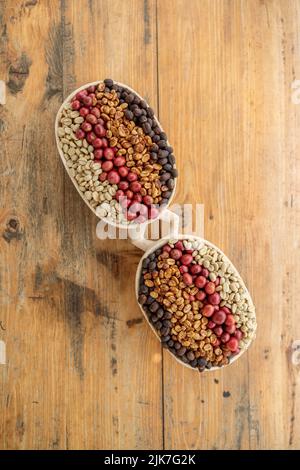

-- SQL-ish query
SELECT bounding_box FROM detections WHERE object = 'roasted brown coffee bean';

[150,301,160,312]
[158,140,167,149]
[151,143,159,152]
[125,93,134,103]
[198,358,207,367]
[104,78,114,87]
[157,308,164,319]
[177,347,187,357]
[160,173,171,182]
[162,335,170,342]
[161,326,170,336]
[124,109,134,120]
[187,351,195,361]
[164,164,172,171]
[138,294,147,305]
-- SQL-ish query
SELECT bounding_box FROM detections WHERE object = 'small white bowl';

[135,234,257,372]
[55,80,177,230]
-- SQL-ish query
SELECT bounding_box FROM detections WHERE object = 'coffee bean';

[156,321,162,330]
[177,347,186,357]
[138,294,147,305]
[104,78,113,87]
[197,358,207,367]
[152,135,160,143]
[140,100,147,109]
[167,179,175,189]
[150,152,158,160]
[163,163,172,171]
[147,107,155,117]
[149,144,158,153]
[133,95,140,104]
[160,173,171,182]
[160,132,167,140]
[125,93,135,104]
[168,339,174,347]
[161,335,170,342]
[149,261,156,271]
[162,190,172,199]
[157,308,164,319]
[190,359,198,368]
[158,149,169,158]
[146,296,155,305]
[155,249,161,256]
[158,158,168,165]
[163,311,172,319]
[151,314,158,322]
[154,127,161,134]
[163,319,172,327]
[142,258,150,268]
[134,108,142,117]
[150,301,160,313]
[174,342,181,350]
[168,154,175,164]
[149,253,155,261]
[166,146,173,153]
[139,285,148,295]
[149,130,155,138]
[142,122,151,134]
[187,351,195,361]
[158,140,167,149]
[139,115,147,124]
[171,168,178,177]
[124,109,134,120]
[160,326,170,336]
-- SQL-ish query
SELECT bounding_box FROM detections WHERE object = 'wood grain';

[0,0,299,450]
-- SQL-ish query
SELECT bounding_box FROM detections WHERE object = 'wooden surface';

[0,0,299,450]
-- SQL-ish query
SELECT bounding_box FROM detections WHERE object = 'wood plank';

[158,0,300,449]
[0,0,163,450]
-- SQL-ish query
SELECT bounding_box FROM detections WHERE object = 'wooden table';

[0,0,299,450]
